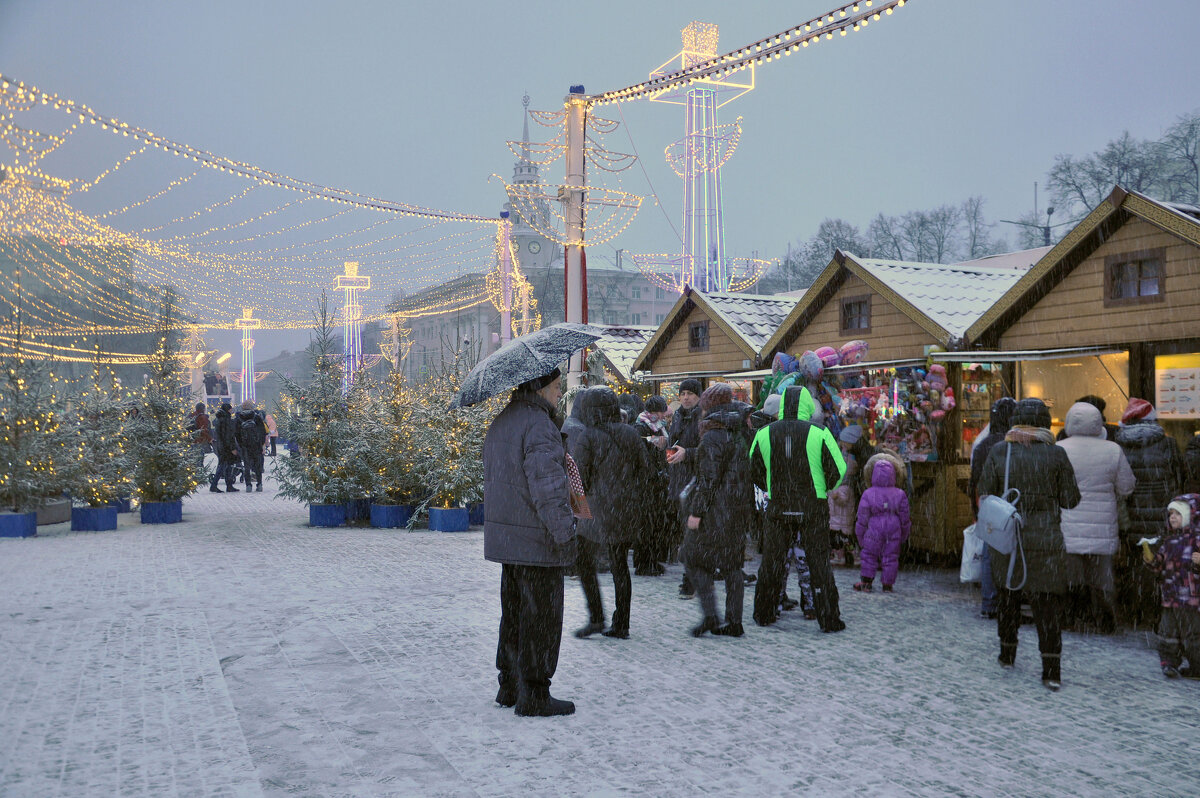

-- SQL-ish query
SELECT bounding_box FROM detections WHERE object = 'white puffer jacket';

[1055,402,1136,555]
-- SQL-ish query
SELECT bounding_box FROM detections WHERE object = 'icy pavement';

[2,470,1198,797]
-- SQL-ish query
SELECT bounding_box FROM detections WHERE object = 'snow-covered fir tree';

[0,321,69,513]
[363,370,425,506]
[127,303,203,503]
[64,349,131,507]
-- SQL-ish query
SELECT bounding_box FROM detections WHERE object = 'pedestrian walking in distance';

[1142,494,1200,679]
[853,453,911,592]
[484,368,578,717]
[235,401,269,492]
[209,402,240,493]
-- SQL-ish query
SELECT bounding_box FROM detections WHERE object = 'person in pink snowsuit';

[853,458,911,592]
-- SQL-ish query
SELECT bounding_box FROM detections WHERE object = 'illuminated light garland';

[589,0,907,107]
[96,169,200,219]
[663,117,743,178]
[67,144,148,195]
[136,183,261,235]
[628,252,773,294]
[499,176,643,248]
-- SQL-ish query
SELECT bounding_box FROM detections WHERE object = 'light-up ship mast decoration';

[632,22,768,294]
[232,308,266,404]
[336,260,369,392]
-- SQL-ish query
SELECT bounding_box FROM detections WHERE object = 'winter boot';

[209,485,223,493]
[691,615,720,637]
[574,621,605,639]
[255,483,263,492]
[495,680,518,707]
[712,622,744,637]
[1161,662,1182,679]
[882,584,894,593]
[820,617,846,633]
[601,626,629,639]
[514,685,575,717]
[998,643,1017,669]
[853,579,873,592]
[225,485,240,493]
[1041,656,1061,691]
[780,596,800,611]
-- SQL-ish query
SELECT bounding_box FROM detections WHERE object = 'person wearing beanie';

[979,397,1081,691]
[1114,397,1188,629]
[666,378,704,598]
[1057,401,1136,633]
[632,395,672,575]
[209,401,241,493]
[680,383,755,637]
[969,397,1017,617]
[485,366,577,717]
[1142,494,1200,678]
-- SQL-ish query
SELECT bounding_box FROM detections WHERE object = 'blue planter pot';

[140,500,183,525]
[467,502,485,526]
[345,498,371,522]
[309,503,347,527]
[370,503,415,529]
[0,511,38,538]
[109,497,132,514]
[429,507,469,532]
[71,505,119,532]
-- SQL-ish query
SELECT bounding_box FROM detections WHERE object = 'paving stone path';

[2,468,1198,796]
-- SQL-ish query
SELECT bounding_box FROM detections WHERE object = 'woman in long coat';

[979,398,1080,691]
[683,383,754,637]
[1056,401,1135,632]
[570,387,651,639]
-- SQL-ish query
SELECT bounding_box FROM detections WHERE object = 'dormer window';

[1105,249,1165,307]
[840,295,871,333]
[688,320,710,352]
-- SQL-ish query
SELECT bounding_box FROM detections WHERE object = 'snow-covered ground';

[2,466,1197,797]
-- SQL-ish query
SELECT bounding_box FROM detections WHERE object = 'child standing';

[853,455,911,592]
[828,458,857,567]
[1143,494,1200,678]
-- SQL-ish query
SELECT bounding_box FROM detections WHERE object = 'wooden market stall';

[631,287,798,402]
[961,186,1200,456]
[759,248,1046,554]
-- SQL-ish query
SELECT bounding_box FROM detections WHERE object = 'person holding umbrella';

[458,323,603,718]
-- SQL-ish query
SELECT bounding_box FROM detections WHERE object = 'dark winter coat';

[483,391,576,567]
[213,407,238,458]
[682,403,754,572]
[980,429,1081,594]
[561,389,592,453]
[571,389,652,545]
[855,459,911,548]
[1184,435,1200,495]
[1146,494,1200,610]
[748,386,846,517]
[666,403,702,500]
[969,397,1016,515]
[235,409,268,450]
[1114,422,1187,542]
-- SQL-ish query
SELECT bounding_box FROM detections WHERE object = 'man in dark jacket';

[1114,398,1187,628]
[484,367,577,717]
[969,397,1017,618]
[666,378,703,597]
[749,385,848,632]
[234,401,269,492]
[209,402,240,493]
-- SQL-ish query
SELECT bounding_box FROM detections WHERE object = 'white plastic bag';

[960,523,984,583]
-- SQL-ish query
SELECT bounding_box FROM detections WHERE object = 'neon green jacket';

[749,386,846,508]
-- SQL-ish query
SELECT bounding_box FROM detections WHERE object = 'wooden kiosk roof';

[965,187,1200,348]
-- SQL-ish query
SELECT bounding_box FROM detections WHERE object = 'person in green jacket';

[750,385,848,632]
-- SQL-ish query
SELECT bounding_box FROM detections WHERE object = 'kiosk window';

[688,320,710,352]
[840,295,871,333]
[1105,249,1165,306]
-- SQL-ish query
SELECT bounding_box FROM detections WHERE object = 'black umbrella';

[449,322,604,409]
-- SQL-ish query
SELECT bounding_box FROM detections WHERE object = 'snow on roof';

[852,254,1041,338]
[593,325,657,380]
[702,292,800,352]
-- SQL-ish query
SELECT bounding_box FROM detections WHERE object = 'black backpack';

[238,414,265,448]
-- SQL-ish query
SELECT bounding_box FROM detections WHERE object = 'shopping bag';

[564,453,591,520]
[960,523,984,583]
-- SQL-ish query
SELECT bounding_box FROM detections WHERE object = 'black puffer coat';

[571,389,652,545]
[980,430,1081,594]
[1114,422,1186,541]
[682,403,754,572]
[666,403,702,500]
[213,407,238,458]
[483,391,575,566]
[1184,434,1200,495]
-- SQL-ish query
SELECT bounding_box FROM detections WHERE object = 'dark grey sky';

[2,0,1197,357]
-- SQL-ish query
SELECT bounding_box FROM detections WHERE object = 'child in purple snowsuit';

[853,458,910,592]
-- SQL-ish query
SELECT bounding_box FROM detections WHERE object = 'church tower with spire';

[502,94,557,277]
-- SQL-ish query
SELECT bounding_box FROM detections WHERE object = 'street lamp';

[1000,206,1055,247]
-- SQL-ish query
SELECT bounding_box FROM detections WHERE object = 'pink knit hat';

[1120,397,1156,424]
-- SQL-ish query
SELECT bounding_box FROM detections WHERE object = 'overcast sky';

[2,0,1197,356]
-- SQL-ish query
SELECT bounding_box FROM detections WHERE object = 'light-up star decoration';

[633,21,770,294]
[229,308,268,404]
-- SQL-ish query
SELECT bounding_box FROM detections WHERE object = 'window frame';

[839,294,872,334]
[688,320,710,353]
[1104,248,1166,308]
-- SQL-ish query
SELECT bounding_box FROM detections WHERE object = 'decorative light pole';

[498,211,515,345]
[336,260,370,392]
[562,85,588,386]
[234,308,262,404]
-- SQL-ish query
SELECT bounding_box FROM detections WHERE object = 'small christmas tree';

[363,370,425,506]
[0,320,69,513]
[63,346,131,507]
[274,294,368,506]
[127,301,203,504]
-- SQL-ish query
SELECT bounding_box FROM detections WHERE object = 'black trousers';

[754,513,794,623]
[997,588,1062,675]
[241,447,265,486]
[210,452,239,488]
[765,510,841,630]
[577,537,633,631]
[496,564,565,691]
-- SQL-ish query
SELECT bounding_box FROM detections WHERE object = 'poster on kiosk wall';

[1154,353,1200,419]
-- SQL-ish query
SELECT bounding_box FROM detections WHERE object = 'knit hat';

[1121,397,1156,424]
[1167,499,1191,530]
[839,424,864,445]
[1011,397,1051,429]
[220,402,233,411]
[518,367,561,393]
[699,382,734,414]
[761,393,781,418]
[679,378,702,397]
